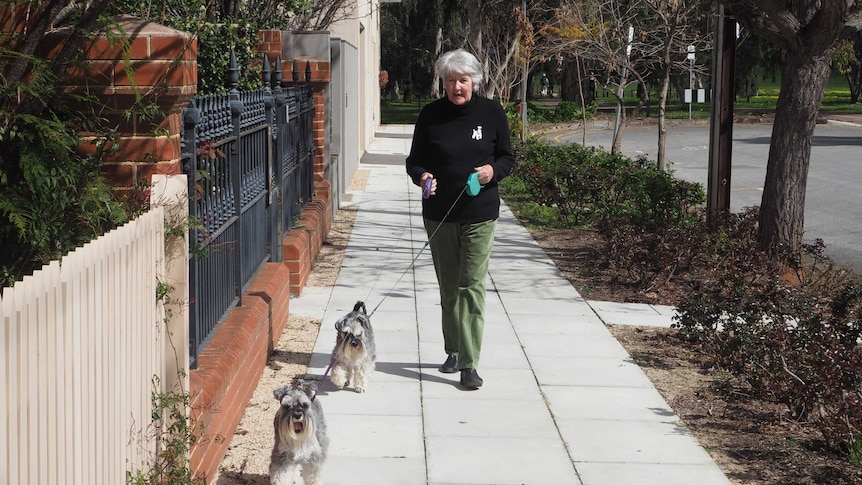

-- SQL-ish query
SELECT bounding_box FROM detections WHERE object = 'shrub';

[674,210,862,461]
[553,100,596,122]
[509,139,704,229]
[598,217,706,292]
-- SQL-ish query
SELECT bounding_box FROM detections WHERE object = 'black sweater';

[406,94,514,223]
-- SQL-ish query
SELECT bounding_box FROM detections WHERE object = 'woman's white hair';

[436,49,483,90]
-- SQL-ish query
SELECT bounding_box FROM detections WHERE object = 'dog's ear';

[334,315,345,331]
[273,385,290,401]
[298,379,318,399]
[353,301,366,314]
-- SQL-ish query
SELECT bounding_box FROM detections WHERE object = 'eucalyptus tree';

[718,0,862,257]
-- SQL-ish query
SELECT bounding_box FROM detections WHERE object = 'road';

[549,120,862,275]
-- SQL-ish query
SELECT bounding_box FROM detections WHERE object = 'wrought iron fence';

[181,51,315,368]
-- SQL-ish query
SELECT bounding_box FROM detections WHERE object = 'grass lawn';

[593,69,862,115]
[380,70,861,125]
[380,98,432,124]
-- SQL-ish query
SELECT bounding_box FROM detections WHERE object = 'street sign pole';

[687,45,695,121]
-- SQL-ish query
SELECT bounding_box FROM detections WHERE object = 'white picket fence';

[1,207,170,485]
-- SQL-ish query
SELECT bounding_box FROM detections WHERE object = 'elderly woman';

[405,48,514,390]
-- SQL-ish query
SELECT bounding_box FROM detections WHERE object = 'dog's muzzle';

[286,406,307,433]
[292,416,305,433]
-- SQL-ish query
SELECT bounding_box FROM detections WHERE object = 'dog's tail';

[353,301,366,314]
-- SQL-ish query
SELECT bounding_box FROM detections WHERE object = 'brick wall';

[43,15,197,197]
[189,263,291,480]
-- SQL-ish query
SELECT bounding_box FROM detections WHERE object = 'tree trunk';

[656,29,675,171]
[611,81,627,154]
[430,28,443,99]
[560,60,591,103]
[849,70,861,104]
[851,36,862,104]
[757,53,831,257]
[467,0,482,54]
[656,66,670,171]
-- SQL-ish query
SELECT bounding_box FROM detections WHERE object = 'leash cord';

[366,181,469,317]
[311,357,336,402]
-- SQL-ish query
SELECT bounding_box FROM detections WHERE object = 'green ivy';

[115,0,307,94]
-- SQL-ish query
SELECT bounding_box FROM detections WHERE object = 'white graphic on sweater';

[472,126,483,140]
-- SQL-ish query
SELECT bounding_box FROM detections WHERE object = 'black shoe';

[439,354,458,374]
[460,369,483,389]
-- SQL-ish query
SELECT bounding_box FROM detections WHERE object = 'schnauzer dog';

[269,381,328,485]
[329,301,377,393]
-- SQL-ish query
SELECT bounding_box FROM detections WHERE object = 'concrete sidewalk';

[286,125,728,485]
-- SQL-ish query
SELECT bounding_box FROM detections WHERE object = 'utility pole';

[520,0,527,141]
[707,5,736,225]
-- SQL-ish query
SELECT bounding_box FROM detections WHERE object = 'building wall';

[329,0,382,154]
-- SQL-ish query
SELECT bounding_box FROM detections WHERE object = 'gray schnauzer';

[329,301,377,393]
[269,380,328,485]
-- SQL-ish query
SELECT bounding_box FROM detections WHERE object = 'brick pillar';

[257,30,332,198]
[257,30,334,294]
[277,56,330,183]
[41,15,197,196]
[257,29,284,61]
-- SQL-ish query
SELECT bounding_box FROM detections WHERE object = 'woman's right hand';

[421,173,437,197]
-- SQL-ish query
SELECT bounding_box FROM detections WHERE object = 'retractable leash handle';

[422,177,432,199]
[466,171,485,196]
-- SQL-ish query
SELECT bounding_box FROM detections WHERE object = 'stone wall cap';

[111,14,191,37]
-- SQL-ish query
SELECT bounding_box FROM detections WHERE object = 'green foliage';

[506,110,524,142]
[0,51,129,287]
[834,39,859,77]
[508,138,703,228]
[674,210,862,462]
[116,0,277,94]
[507,136,862,464]
[125,376,207,485]
[553,100,596,122]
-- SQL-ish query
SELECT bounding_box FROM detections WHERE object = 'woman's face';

[444,72,474,105]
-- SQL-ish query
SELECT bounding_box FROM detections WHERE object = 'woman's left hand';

[474,164,494,185]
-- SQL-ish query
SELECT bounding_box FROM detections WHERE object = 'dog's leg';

[301,463,323,485]
[329,364,348,389]
[353,367,367,393]
[270,462,299,485]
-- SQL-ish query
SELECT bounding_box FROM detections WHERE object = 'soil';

[214,169,862,485]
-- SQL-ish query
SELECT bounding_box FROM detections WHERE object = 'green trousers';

[424,218,496,370]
